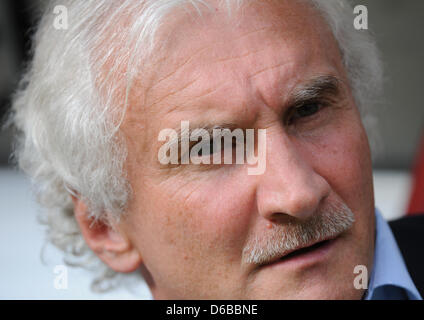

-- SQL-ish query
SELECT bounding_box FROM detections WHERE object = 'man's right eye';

[287,102,325,125]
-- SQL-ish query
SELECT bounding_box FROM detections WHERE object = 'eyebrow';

[288,75,343,107]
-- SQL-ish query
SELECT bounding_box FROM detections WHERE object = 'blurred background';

[0,0,423,299]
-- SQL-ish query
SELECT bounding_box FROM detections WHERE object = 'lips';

[280,239,330,260]
[261,236,337,267]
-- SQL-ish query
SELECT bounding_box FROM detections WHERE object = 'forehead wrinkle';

[148,25,269,81]
[147,45,291,118]
[155,23,275,71]
[156,43,283,109]
[147,76,200,109]
[247,60,294,82]
[144,20,280,105]
[146,23,274,90]
[145,45,212,97]
[213,47,266,64]
[181,78,234,105]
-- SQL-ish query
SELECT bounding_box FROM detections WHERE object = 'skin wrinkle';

[151,23,275,72]
[144,46,210,97]
[183,57,293,107]
[143,20,285,109]
[151,39,280,105]
[147,58,274,130]
[213,45,273,64]
[184,78,234,102]
[145,24,274,99]
[148,77,200,108]
[247,60,294,82]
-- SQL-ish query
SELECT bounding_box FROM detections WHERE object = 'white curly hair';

[8,0,383,292]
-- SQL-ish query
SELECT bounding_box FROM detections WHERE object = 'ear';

[72,195,142,273]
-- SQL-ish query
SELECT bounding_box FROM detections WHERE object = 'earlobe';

[72,195,142,273]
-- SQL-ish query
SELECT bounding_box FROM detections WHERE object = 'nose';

[256,130,331,222]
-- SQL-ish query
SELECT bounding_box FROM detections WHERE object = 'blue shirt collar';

[365,208,422,300]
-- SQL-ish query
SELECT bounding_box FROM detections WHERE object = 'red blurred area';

[408,134,424,215]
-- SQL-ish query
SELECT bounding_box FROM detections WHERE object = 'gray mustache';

[242,200,355,265]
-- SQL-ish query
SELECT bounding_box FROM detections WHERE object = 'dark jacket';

[389,214,424,298]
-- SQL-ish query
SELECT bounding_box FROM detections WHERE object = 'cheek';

[306,117,375,255]
[156,173,255,252]
[305,118,374,214]
[302,118,375,278]
[127,170,256,288]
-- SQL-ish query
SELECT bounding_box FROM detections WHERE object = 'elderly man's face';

[119,0,375,299]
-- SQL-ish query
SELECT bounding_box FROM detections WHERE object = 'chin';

[246,271,365,300]
[262,286,363,300]
[297,286,364,300]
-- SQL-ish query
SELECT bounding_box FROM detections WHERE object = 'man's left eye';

[289,102,322,124]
